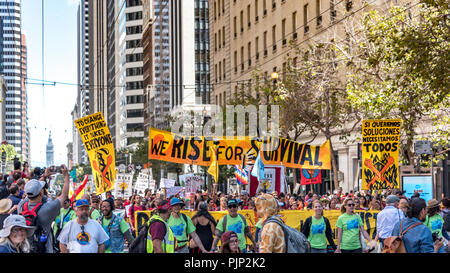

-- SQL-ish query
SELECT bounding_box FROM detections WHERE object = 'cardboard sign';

[149,128,331,170]
[114,173,133,198]
[362,119,401,190]
[185,175,203,193]
[179,173,195,187]
[249,165,285,196]
[75,112,116,195]
[160,178,176,188]
[165,186,184,199]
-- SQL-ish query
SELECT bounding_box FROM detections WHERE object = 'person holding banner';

[146,200,175,253]
[301,200,336,253]
[335,198,376,253]
[167,198,209,253]
[211,199,257,253]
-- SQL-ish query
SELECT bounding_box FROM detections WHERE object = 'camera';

[432,232,441,242]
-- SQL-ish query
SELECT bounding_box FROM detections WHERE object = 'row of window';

[126,25,142,35]
[126,67,143,76]
[126,81,143,90]
[126,0,142,8]
[126,11,142,21]
[126,94,143,104]
[126,53,143,62]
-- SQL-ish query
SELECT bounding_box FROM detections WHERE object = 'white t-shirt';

[58,218,109,253]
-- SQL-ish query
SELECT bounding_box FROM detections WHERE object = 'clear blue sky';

[22,0,78,167]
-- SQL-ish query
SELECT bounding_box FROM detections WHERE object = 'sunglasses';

[228,205,238,208]
[347,203,355,207]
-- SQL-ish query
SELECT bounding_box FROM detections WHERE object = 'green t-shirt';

[54,208,75,236]
[217,214,248,251]
[336,213,363,250]
[308,216,327,250]
[167,213,196,247]
[90,208,101,221]
[256,219,262,229]
[425,214,444,237]
[101,216,130,253]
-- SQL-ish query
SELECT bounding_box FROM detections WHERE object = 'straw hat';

[0,199,12,214]
[427,199,440,209]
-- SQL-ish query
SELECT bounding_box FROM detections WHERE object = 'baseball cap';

[227,199,238,207]
[75,199,90,208]
[170,197,185,207]
[24,179,46,198]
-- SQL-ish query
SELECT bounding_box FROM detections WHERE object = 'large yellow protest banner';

[362,119,402,190]
[75,112,116,195]
[149,128,331,170]
[134,210,379,244]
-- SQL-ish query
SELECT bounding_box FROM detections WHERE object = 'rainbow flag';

[235,165,249,185]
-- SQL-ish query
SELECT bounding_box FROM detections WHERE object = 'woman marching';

[335,198,376,253]
[301,200,336,253]
[190,202,217,253]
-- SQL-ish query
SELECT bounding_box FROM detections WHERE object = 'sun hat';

[170,197,185,207]
[427,199,440,209]
[24,179,46,198]
[0,198,13,214]
[0,214,35,238]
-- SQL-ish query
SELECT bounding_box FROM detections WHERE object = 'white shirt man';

[376,195,405,244]
[58,199,109,253]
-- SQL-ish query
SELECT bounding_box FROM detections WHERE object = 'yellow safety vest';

[146,214,175,253]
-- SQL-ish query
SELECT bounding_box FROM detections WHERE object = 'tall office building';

[116,0,145,149]
[88,0,108,117]
[0,0,28,160]
[75,0,91,164]
[143,0,211,132]
[20,34,29,162]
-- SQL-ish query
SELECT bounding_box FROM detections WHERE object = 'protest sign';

[179,173,195,187]
[300,169,322,185]
[185,175,203,193]
[362,119,401,190]
[249,165,285,196]
[114,173,133,198]
[160,178,176,188]
[134,172,150,195]
[165,186,184,199]
[75,112,116,195]
[149,128,331,170]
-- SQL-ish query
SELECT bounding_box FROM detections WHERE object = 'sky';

[22,0,79,167]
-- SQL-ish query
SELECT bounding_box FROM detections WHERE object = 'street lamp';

[271,72,279,80]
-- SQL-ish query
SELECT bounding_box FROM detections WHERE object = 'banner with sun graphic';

[75,112,116,195]
[362,119,402,190]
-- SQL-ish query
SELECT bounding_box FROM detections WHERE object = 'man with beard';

[57,199,109,253]
[99,198,134,253]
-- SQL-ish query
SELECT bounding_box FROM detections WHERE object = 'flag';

[235,165,249,185]
[251,149,265,181]
[207,146,219,184]
[70,175,89,203]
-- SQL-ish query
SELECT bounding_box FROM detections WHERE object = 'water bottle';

[39,233,48,243]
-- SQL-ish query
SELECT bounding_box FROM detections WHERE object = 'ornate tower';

[46,131,54,167]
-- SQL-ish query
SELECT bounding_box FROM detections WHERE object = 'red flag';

[71,175,89,203]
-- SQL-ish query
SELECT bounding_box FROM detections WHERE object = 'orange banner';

[149,128,331,170]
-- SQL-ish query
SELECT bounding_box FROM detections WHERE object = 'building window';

[304,4,309,33]
[316,0,322,26]
[255,0,259,21]
[292,11,298,39]
[247,5,251,28]
[282,18,286,46]
[240,10,244,33]
[272,25,277,52]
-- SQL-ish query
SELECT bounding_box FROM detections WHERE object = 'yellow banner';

[75,112,116,195]
[149,128,331,169]
[362,119,401,190]
[134,210,379,244]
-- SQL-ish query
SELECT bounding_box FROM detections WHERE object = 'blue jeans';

[311,248,327,253]
[341,248,362,253]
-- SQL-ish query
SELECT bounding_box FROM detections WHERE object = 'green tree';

[346,1,450,165]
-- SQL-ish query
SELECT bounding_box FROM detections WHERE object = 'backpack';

[222,214,249,234]
[21,201,47,253]
[443,211,450,232]
[129,218,167,253]
[261,216,310,253]
[382,220,422,253]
